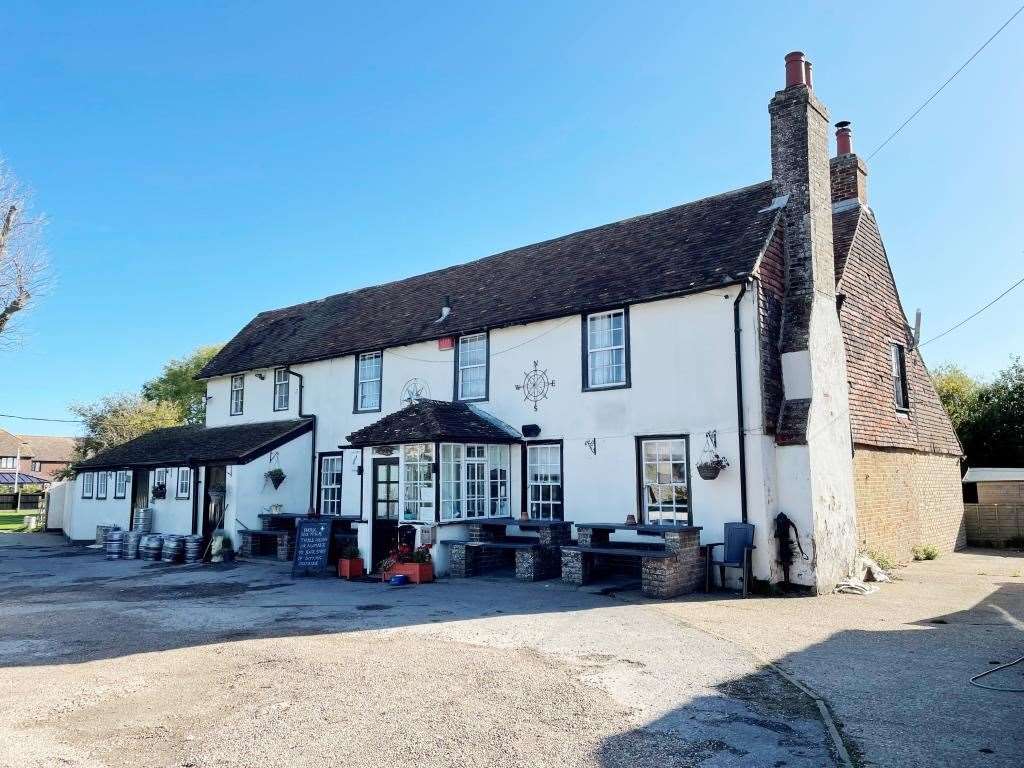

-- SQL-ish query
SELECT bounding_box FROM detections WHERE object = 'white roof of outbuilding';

[962,467,1024,483]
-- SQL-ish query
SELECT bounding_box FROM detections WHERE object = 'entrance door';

[371,457,400,571]
[130,469,150,529]
[204,466,227,540]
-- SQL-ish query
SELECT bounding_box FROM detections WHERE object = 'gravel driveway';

[0,534,836,768]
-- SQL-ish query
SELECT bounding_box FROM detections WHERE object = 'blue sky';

[2,1,1022,437]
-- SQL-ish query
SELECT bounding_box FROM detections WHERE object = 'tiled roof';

[346,400,521,447]
[74,419,313,471]
[199,182,780,378]
[19,435,77,462]
[834,207,961,456]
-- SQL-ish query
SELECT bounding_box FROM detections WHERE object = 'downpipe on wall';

[733,280,750,524]
[286,367,318,514]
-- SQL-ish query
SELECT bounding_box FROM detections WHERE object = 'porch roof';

[73,418,313,472]
[345,400,521,448]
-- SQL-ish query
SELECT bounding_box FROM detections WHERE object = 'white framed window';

[890,343,909,411]
[0,456,14,469]
[81,472,94,498]
[584,309,628,389]
[456,333,487,401]
[155,468,167,489]
[230,374,245,415]
[439,443,511,521]
[356,352,382,412]
[640,437,689,525]
[177,467,191,499]
[31,461,42,472]
[401,443,434,522]
[273,368,290,411]
[114,470,128,499]
[526,443,562,520]
[319,455,344,516]
[487,445,510,518]
[96,471,108,500]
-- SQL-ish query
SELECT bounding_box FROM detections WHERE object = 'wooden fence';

[0,493,44,511]
[963,503,1024,546]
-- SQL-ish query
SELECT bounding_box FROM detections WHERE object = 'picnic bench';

[447,517,572,581]
[561,522,703,599]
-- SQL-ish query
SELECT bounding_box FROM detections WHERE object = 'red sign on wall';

[437,336,455,350]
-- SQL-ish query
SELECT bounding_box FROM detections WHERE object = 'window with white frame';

[96,471,108,499]
[114,470,128,499]
[0,456,14,469]
[155,468,167,488]
[439,443,511,521]
[457,333,487,401]
[31,461,42,472]
[273,368,290,411]
[890,343,909,410]
[177,467,191,499]
[640,437,689,525]
[585,309,627,388]
[401,443,434,522]
[320,455,344,516]
[356,352,382,412]
[230,374,245,415]
[81,472,94,498]
[526,443,562,519]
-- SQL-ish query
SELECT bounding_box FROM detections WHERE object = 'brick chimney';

[767,52,858,592]
[829,121,868,205]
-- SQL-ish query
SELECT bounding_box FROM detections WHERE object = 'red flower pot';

[382,561,433,584]
[338,557,364,579]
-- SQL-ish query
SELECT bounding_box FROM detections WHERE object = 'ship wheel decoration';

[400,378,430,406]
[515,361,556,411]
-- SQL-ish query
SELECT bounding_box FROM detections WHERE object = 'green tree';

[141,344,223,424]
[58,394,181,479]
[931,364,980,432]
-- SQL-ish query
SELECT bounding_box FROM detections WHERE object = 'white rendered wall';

[65,471,132,541]
[146,467,196,535]
[205,288,777,577]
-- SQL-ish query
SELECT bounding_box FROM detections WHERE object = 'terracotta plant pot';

[338,557,364,579]
[382,561,433,584]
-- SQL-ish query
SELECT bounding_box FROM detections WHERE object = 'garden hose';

[969,655,1024,692]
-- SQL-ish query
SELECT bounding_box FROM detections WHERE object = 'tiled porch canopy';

[73,418,314,472]
[345,400,522,448]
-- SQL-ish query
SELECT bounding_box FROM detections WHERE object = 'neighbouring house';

[64,52,963,591]
[962,468,1024,505]
[0,429,77,483]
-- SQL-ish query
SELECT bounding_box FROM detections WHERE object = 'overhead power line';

[918,273,1024,347]
[868,3,1024,160]
[0,412,84,423]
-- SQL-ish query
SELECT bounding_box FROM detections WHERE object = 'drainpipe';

[733,281,749,523]
[286,367,318,514]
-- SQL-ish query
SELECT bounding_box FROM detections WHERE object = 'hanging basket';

[696,430,729,480]
[264,469,286,489]
[697,460,726,481]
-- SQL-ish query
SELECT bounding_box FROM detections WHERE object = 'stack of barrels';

[104,529,124,560]
[161,535,184,563]
[140,534,163,561]
[133,507,154,534]
[184,535,204,564]
[122,531,142,559]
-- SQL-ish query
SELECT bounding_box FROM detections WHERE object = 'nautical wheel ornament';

[515,361,556,411]
[400,378,430,406]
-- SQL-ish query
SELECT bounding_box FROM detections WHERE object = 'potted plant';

[264,468,286,489]
[381,544,434,584]
[338,544,364,579]
[696,455,729,480]
[151,482,167,500]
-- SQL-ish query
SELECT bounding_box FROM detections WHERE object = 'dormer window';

[455,333,488,402]
[890,343,910,411]
[230,374,245,415]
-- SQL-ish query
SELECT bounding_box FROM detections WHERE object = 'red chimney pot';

[784,51,806,88]
[835,121,853,155]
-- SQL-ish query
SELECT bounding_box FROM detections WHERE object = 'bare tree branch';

[0,163,48,346]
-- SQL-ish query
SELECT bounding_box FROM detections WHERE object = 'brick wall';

[977,482,1024,505]
[852,447,965,562]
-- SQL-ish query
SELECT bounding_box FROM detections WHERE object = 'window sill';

[454,396,488,404]
[353,407,382,415]
[582,382,630,393]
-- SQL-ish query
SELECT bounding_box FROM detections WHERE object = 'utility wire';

[918,274,1024,347]
[868,3,1024,159]
[0,412,84,423]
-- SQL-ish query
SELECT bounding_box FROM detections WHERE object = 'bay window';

[440,443,511,521]
[526,443,562,520]
[583,308,629,390]
[355,351,383,412]
[401,444,434,522]
[639,437,690,525]
[456,333,488,401]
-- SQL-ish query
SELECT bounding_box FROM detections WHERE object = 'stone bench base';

[561,529,703,599]
[239,530,294,561]
[449,542,562,582]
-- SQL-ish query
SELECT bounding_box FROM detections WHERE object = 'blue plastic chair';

[705,522,756,597]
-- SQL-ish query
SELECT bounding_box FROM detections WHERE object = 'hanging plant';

[264,468,286,489]
[696,430,730,480]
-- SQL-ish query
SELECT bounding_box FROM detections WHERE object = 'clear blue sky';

[2,1,1022,437]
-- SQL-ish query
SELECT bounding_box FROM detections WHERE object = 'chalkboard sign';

[292,518,332,576]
